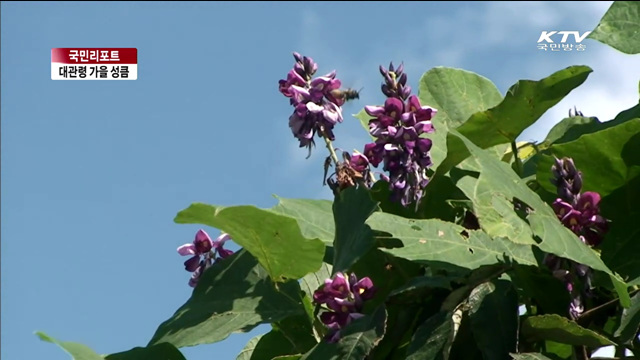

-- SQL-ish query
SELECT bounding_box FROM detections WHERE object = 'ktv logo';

[537,31,592,44]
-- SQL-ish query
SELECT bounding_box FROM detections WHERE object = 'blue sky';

[2,1,638,360]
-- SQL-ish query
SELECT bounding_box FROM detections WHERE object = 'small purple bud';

[184,256,201,272]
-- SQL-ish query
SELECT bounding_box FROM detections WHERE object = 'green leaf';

[405,311,453,360]
[270,197,335,246]
[273,356,302,360]
[601,211,640,286]
[35,332,187,360]
[235,329,302,360]
[614,291,640,344]
[521,314,616,347]
[541,116,603,146]
[457,66,592,150]
[349,248,424,311]
[468,280,519,359]
[388,275,452,298]
[588,1,640,54]
[301,305,387,360]
[354,109,375,141]
[417,67,503,166]
[512,265,571,316]
[236,335,263,360]
[105,343,186,360]
[36,332,105,360]
[510,354,555,360]
[175,203,325,282]
[536,118,640,198]
[439,130,617,278]
[332,186,379,273]
[149,250,307,348]
[368,213,538,272]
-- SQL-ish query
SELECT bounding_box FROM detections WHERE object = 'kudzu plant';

[37,2,640,359]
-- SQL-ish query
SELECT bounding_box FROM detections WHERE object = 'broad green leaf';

[36,332,187,360]
[270,197,335,246]
[614,291,640,344]
[439,130,617,278]
[588,1,640,54]
[332,186,379,273]
[521,314,615,347]
[301,305,387,360]
[537,118,640,198]
[273,356,302,360]
[510,354,554,360]
[456,66,592,149]
[405,311,453,360]
[368,212,538,271]
[149,250,306,348]
[468,280,518,360]
[236,329,302,360]
[174,203,325,282]
[417,67,503,166]
[236,335,263,360]
[354,109,375,141]
[106,343,186,360]
[541,116,603,146]
[36,332,105,360]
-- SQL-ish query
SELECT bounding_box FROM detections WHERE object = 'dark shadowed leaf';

[174,203,325,282]
[149,250,306,348]
[301,306,387,360]
[521,314,615,347]
[468,280,519,360]
[332,186,379,273]
[614,291,640,344]
[105,343,186,360]
[510,354,555,360]
[457,66,592,149]
[405,311,453,360]
[588,1,640,54]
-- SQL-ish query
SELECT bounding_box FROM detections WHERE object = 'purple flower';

[547,157,609,319]
[358,63,437,210]
[279,53,356,156]
[312,272,376,343]
[177,230,235,288]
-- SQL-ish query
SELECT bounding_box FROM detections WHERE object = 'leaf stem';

[511,141,524,177]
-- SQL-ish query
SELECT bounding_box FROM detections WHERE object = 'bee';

[329,88,362,104]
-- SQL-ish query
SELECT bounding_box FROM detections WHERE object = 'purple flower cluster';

[279,52,346,156]
[313,272,376,343]
[356,63,437,209]
[545,157,608,319]
[177,229,234,288]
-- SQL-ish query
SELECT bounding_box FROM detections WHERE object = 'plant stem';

[511,141,524,177]
[319,125,340,166]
